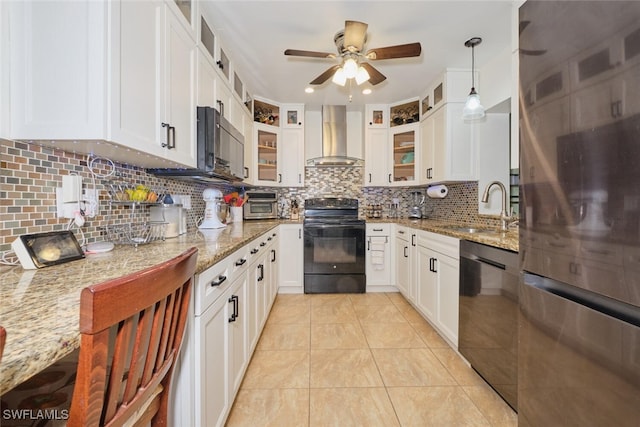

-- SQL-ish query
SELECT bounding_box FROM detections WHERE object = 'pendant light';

[462,37,485,120]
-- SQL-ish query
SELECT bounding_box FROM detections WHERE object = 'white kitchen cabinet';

[197,48,217,107]
[366,224,394,290]
[254,123,280,185]
[280,127,305,186]
[394,226,417,303]
[364,127,390,186]
[227,274,248,402]
[7,0,197,168]
[283,104,304,128]
[420,103,476,184]
[390,123,420,185]
[416,231,460,347]
[422,70,471,117]
[278,224,304,293]
[365,104,388,128]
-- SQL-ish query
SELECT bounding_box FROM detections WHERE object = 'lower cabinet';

[416,231,460,347]
[394,226,412,300]
[278,223,304,292]
[366,223,394,290]
[184,229,278,427]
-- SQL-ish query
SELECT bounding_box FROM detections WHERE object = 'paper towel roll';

[427,185,448,199]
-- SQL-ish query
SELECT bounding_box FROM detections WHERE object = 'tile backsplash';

[1,139,498,252]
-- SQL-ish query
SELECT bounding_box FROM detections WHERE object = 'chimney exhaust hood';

[306,105,363,167]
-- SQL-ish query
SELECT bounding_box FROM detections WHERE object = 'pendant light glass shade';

[462,37,485,120]
[343,58,358,78]
[332,67,347,86]
[355,66,370,85]
[463,88,485,119]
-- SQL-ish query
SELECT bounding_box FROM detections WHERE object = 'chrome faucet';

[481,181,512,231]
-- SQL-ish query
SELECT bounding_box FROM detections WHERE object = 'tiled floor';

[226,292,517,427]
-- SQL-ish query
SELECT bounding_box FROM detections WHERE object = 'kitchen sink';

[441,225,502,234]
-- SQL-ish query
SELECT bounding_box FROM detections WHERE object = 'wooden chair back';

[68,247,197,427]
[0,326,5,364]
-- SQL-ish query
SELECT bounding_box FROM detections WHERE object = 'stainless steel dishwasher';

[459,240,519,411]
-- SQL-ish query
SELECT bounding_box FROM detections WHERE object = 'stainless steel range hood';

[306,105,363,167]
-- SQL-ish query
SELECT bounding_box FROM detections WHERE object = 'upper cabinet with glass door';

[253,99,280,185]
[390,123,419,185]
[167,0,197,38]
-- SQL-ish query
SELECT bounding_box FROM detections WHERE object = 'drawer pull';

[210,275,227,287]
[251,248,259,254]
[260,242,266,247]
[373,228,383,232]
[235,258,247,266]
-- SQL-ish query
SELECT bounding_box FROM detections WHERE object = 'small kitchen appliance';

[198,188,226,229]
[243,191,278,220]
[408,191,425,219]
[150,204,184,238]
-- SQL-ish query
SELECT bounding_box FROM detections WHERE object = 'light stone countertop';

[0,217,516,395]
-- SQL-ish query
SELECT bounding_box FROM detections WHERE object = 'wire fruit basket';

[105,222,167,247]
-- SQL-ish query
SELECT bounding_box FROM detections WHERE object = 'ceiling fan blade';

[520,48,547,56]
[365,43,422,60]
[284,49,336,59]
[360,63,386,85]
[310,65,342,85]
[344,20,368,52]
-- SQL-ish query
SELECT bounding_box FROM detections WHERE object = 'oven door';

[303,222,365,275]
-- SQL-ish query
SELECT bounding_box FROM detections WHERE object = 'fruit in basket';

[146,191,158,203]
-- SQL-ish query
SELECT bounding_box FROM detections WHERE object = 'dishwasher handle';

[475,256,506,270]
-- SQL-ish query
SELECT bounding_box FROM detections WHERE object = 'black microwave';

[147,107,244,182]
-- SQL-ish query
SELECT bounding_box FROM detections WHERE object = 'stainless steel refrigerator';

[519,1,640,426]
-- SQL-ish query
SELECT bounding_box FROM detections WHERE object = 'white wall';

[479,45,512,110]
[477,113,510,216]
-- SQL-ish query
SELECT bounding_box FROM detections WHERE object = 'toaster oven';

[243,192,278,219]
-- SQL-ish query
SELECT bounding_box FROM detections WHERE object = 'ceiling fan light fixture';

[355,66,370,85]
[332,67,347,86]
[343,58,358,79]
[462,37,485,120]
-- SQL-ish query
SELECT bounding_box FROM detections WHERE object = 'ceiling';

[200,1,514,107]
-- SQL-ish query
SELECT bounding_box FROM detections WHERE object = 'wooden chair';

[0,326,5,363]
[68,247,197,427]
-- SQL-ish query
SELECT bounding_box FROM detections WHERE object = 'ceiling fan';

[284,20,422,86]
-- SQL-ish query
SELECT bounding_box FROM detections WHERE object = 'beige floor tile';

[360,322,426,348]
[410,320,451,348]
[431,348,487,386]
[266,302,311,324]
[353,304,406,323]
[349,292,392,306]
[274,294,311,307]
[387,386,491,427]
[241,350,309,389]
[385,291,406,304]
[311,302,358,323]
[257,322,310,350]
[463,383,518,427]
[310,388,400,427]
[310,323,368,349]
[310,294,351,306]
[371,348,457,387]
[398,304,430,324]
[310,349,384,388]
[226,388,310,427]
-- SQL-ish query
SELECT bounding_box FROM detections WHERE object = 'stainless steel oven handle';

[305,224,365,229]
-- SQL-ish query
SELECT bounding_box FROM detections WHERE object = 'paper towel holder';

[427,184,449,199]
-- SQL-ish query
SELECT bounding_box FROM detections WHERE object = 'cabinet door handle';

[611,101,617,118]
[411,234,416,247]
[258,264,264,281]
[235,258,247,266]
[251,248,259,254]
[271,249,276,263]
[216,100,225,117]
[367,240,370,251]
[298,173,302,183]
[404,246,408,258]
[244,166,249,179]
[278,173,282,183]
[161,122,171,148]
[298,229,302,239]
[388,173,392,183]
[210,275,227,287]
[398,230,405,234]
[369,173,372,183]
[216,60,224,70]
[228,295,237,322]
